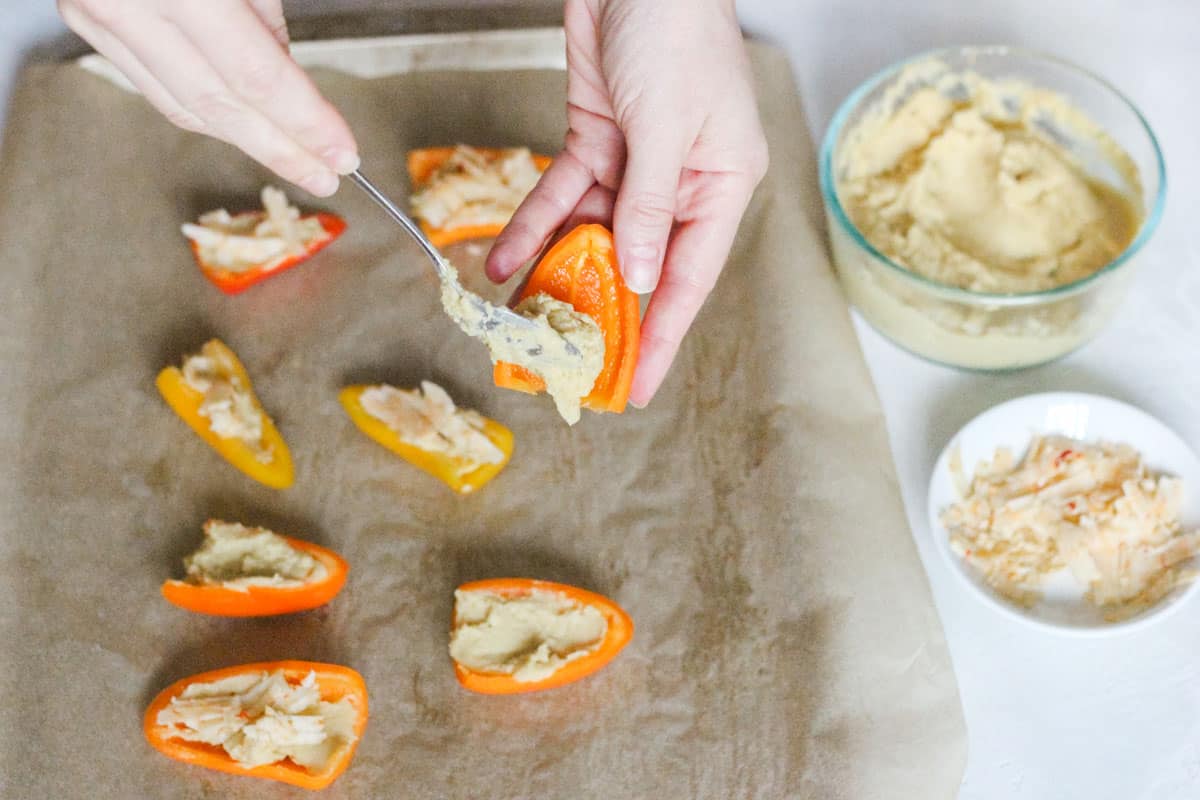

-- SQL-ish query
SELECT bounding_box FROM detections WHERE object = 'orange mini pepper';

[338,385,513,495]
[493,224,641,414]
[451,578,634,694]
[161,523,348,617]
[406,146,552,248]
[188,212,346,295]
[144,661,368,791]
[156,339,294,489]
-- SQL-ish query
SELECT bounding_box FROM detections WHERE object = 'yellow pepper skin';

[338,385,513,495]
[156,340,294,489]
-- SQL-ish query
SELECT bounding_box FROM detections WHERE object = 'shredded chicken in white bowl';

[927,393,1200,634]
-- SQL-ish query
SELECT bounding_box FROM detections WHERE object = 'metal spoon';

[346,168,537,331]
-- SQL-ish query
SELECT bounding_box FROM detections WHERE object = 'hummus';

[183,520,326,590]
[838,68,1141,293]
[438,263,603,425]
[155,669,357,769]
[449,588,608,683]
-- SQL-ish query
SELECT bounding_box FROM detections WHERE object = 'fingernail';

[322,147,360,175]
[303,170,339,197]
[622,245,660,294]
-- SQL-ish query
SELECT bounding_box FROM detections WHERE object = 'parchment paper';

[0,30,965,800]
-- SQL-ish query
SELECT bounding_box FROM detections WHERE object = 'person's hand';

[57,0,358,196]
[486,0,768,406]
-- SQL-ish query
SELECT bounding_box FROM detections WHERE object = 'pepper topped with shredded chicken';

[359,381,506,472]
[182,186,328,273]
[155,669,358,770]
[180,342,272,463]
[410,146,543,230]
[942,435,1200,618]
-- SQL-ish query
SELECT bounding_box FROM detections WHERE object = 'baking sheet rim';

[77,27,570,95]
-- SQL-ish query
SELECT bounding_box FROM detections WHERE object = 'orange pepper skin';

[156,340,294,489]
[451,578,634,694]
[338,385,513,495]
[144,661,368,791]
[406,146,552,246]
[493,224,641,413]
[191,213,346,295]
[161,535,348,617]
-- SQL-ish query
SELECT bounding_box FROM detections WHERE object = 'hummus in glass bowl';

[819,46,1165,370]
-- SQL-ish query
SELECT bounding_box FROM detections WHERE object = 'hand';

[486,0,768,406]
[57,0,358,196]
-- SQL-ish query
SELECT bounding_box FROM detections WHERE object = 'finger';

[612,123,687,294]
[167,0,358,174]
[101,15,339,196]
[561,182,616,232]
[485,150,595,283]
[629,175,755,407]
[247,0,289,46]
[58,4,203,131]
[505,183,616,306]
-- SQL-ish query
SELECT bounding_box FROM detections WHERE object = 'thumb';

[613,125,685,294]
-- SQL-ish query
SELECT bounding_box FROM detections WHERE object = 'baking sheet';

[0,29,965,799]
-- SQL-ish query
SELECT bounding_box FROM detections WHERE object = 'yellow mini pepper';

[156,339,294,489]
[338,385,513,494]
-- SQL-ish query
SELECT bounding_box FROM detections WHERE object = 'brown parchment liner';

[0,30,964,800]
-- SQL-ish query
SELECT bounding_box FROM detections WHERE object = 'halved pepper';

[161,525,349,617]
[494,224,641,413]
[406,146,552,248]
[144,661,368,791]
[156,339,294,489]
[451,578,634,694]
[338,385,513,495]
[188,212,346,295]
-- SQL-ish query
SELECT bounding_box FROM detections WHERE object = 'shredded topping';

[360,382,504,472]
[180,342,270,462]
[182,186,326,273]
[942,435,1200,618]
[183,521,326,590]
[410,146,543,230]
[156,670,357,770]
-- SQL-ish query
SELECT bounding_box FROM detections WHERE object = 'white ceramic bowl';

[927,392,1200,634]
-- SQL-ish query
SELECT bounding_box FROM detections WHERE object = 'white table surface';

[3,3,1198,798]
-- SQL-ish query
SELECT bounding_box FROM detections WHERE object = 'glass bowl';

[818,46,1166,371]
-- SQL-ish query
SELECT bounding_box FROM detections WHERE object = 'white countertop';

[4,3,1198,798]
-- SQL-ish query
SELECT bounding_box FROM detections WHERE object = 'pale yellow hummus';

[449,588,608,683]
[838,68,1140,293]
[183,520,326,590]
[438,263,603,425]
